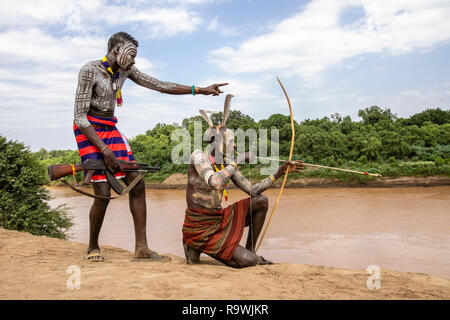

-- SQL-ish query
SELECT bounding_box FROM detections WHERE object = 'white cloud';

[191,76,291,120]
[0,27,108,138]
[0,0,187,150]
[1,0,448,151]
[0,0,72,27]
[208,0,450,81]
[101,5,202,38]
[0,28,106,66]
[0,0,203,38]
[389,88,450,116]
[207,18,219,31]
[206,18,241,37]
[295,85,450,122]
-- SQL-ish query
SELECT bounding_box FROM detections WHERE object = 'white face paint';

[117,42,137,70]
[208,127,235,162]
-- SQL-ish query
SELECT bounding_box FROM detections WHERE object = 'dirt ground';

[0,227,449,300]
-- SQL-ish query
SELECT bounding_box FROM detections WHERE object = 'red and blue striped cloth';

[73,115,135,182]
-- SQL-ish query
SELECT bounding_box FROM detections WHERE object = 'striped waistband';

[86,114,118,127]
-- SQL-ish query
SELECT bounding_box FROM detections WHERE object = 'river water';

[48,186,450,278]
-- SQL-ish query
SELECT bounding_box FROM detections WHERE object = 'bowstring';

[249,153,254,253]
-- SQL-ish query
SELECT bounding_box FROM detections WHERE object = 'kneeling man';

[182,95,304,268]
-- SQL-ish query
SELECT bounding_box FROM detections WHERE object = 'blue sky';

[0,0,449,151]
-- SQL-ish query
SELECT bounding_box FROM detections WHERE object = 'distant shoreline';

[48,175,450,189]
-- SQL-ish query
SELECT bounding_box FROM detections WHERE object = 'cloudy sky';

[1,0,449,151]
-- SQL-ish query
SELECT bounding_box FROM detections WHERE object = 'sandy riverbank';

[0,228,449,300]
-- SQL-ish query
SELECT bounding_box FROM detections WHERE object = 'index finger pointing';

[215,83,229,87]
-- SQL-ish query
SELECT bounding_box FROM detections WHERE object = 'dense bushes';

[0,136,73,238]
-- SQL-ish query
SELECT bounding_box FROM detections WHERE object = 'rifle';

[48,159,161,199]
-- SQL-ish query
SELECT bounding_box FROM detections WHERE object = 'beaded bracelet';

[192,85,196,95]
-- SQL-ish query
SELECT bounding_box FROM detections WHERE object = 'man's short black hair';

[108,32,139,52]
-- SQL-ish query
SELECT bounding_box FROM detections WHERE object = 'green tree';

[406,108,450,126]
[211,110,256,131]
[358,106,397,125]
[35,107,450,181]
[0,136,73,239]
[330,112,343,123]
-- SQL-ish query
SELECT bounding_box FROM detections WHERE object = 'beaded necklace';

[101,56,123,106]
[206,151,229,201]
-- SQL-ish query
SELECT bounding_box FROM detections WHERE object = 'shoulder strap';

[62,172,146,200]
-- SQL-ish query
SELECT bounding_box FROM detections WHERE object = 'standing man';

[74,31,227,261]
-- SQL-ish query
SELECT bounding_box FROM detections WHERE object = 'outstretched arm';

[231,161,305,197]
[128,66,227,95]
[231,170,276,197]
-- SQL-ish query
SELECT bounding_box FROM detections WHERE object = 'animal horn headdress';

[199,93,234,129]
[199,110,214,128]
[222,94,233,125]
[199,94,235,159]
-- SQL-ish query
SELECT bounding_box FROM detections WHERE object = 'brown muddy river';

[48,186,450,278]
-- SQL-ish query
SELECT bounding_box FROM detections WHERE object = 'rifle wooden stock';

[48,164,84,181]
[48,159,160,182]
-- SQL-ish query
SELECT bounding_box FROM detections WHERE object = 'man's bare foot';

[132,247,171,261]
[256,255,273,265]
[183,241,201,264]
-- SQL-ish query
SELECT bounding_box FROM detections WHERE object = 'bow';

[255,77,295,252]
